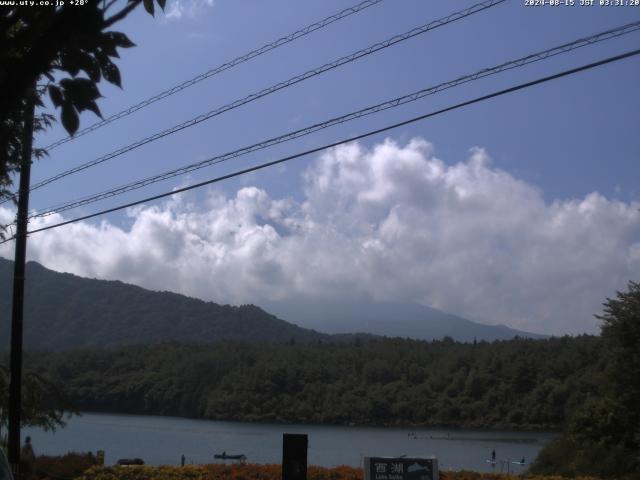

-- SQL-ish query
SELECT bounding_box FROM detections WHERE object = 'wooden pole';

[8,90,36,476]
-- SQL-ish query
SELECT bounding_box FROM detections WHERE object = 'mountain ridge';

[0,258,336,350]
[260,297,547,341]
[0,257,544,350]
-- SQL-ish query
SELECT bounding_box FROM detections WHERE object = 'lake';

[26,413,556,472]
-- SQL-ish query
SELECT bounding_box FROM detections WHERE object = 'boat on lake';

[214,451,247,461]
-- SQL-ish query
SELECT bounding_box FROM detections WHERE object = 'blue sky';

[1,0,639,335]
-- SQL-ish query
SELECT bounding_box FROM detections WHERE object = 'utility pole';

[8,89,36,476]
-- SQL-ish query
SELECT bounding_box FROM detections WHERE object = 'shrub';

[34,451,100,480]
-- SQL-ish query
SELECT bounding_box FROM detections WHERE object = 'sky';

[1,0,639,336]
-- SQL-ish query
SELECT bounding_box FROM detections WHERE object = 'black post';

[282,433,308,480]
[8,91,36,475]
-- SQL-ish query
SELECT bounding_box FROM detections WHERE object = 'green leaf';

[105,32,136,48]
[61,102,79,135]
[65,80,102,117]
[143,0,154,16]
[60,49,101,81]
[103,62,122,88]
[33,147,49,160]
[60,78,101,102]
[83,100,102,119]
[60,51,81,77]
[100,36,120,59]
[73,94,102,118]
[78,53,101,83]
[48,85,64,108]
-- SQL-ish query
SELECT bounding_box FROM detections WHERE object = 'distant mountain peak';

[259,297,547,342]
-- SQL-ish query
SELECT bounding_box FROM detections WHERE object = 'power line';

[27,21,640,220]
[14,0,505,201]
[41,0,387,152]
[1,47,635,244]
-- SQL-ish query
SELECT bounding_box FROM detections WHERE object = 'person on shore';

[20,436,36,479]
[491,449,496,461]
[181,454,185,467]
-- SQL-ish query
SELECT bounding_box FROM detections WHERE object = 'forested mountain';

[23,335,603,430]
[0,259,543,351]
[0,259,335,350]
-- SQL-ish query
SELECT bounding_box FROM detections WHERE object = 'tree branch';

[103,0,141,28]
[103,0,120,13]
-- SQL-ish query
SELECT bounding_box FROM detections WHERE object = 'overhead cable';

[28,21,640,220]
[17,0,505,200]
[0,47,635,243]
[41,0,387,151]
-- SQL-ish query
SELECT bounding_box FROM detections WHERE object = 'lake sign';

[364,457,438,480]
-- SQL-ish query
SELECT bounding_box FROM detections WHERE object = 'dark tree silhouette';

[0,365,76,439]
[0,0,166,202]
[531,281,640,478]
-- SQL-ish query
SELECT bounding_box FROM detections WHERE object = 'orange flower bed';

[77,464,361,480]
[75,463,601,480]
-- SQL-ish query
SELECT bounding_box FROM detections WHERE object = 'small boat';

[117,458,145,466]
[214,452,247,461]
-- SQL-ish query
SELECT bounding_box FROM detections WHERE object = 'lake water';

[26,413,556,472]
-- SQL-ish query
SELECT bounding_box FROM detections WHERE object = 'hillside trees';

[598,281,640,442]
[531,281,640,478]
[24,336,604,429]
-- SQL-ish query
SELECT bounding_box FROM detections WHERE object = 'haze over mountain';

[261,297,547,341]
[1,258,543,351]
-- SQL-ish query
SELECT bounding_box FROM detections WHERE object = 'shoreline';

[68,409,562,434]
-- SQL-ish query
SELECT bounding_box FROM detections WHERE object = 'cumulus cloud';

[165,0,214,21]
[2,138,638,335]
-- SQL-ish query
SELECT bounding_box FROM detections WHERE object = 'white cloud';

[2,138,638,335]
[165,0,214,21]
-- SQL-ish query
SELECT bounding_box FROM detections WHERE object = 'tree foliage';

[0,91,53,223]
[0,0,166,204]
[0,364,75,439]
[530,281,640,478]
[24,335,603,430]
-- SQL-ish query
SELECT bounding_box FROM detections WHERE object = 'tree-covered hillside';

[530,281,640,478]
[22,335,602,430]
[0,259,543,350]
[0,259,336,350]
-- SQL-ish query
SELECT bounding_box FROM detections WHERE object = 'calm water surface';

[26,413,556,472]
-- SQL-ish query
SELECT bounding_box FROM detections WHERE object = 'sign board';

[364,457,438,480]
